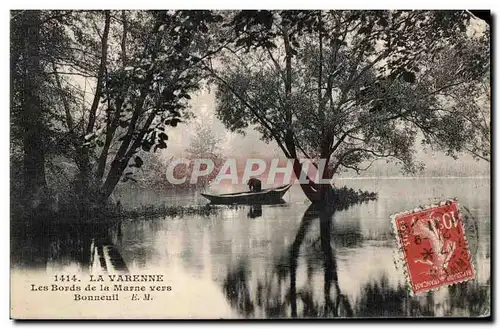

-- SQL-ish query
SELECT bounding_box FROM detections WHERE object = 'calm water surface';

[12,177,491,318]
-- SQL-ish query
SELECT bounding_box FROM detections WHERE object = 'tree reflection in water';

[355,276,490,317]
[223,203,353,318]
[222,203,490,318]
[11,219,128,273]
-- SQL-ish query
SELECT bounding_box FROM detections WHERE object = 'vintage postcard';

[10,9,491,319]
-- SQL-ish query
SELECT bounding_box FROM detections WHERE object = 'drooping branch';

[464,147,490,162]
[331,147,396,175]
[331,107,417,154]
[340,158,377,175]
[204,63,291,158]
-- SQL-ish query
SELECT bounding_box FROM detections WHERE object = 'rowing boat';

[201,184,291,205]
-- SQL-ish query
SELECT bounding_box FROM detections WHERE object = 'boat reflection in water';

[247,205,263,219]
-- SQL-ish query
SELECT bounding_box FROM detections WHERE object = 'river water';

[11,177,490,318]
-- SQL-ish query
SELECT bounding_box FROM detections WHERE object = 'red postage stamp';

[392,200,475,294]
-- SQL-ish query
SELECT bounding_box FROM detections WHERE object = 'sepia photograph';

[9,9,491,319]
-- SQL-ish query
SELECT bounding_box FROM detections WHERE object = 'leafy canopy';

[210,10,490,177]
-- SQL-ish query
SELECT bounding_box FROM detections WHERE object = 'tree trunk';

[96,12,127,182]
[73,10,111,210]
[100,111,157,203]
[290,136,333,205]
[100,159,126,203]
[21,11,46,203]
[290,158,320,203]
[74,148,93,207]
[318,137,334,206]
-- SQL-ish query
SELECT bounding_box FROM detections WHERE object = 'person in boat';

[247,177,262,192]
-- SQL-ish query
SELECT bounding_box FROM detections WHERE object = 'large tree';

[11,10,79,205]
[207,10,490,203]
[11,11,46,202]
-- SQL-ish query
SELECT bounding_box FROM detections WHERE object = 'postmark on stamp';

[392,200,475,294]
